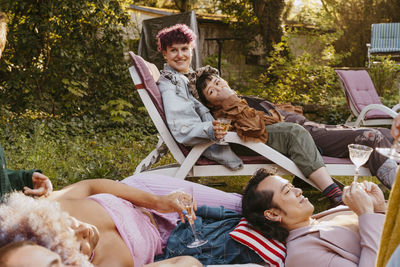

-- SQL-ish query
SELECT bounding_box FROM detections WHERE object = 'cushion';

[128,51,165,117]
[371,23,400,53]
[335,70,391,119]
[229,218,286,267]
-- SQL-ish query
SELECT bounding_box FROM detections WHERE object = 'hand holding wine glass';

[177,185,208,248]
[214,117,231,145]
[348,144,373,182]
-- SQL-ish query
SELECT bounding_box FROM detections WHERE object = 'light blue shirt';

[158,64,243,170]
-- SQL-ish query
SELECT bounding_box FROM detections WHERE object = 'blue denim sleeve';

[158,76,216,146]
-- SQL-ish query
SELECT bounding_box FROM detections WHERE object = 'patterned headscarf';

[187,65,219,100]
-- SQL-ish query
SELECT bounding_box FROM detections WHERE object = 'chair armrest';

[354,104,398,127]
[392,103,400,112]
[175,141,215,179]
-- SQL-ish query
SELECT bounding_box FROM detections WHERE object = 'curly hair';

[0,12,7,53]
[156,24,196,52]
[242,168,289,243]
[0,192,92,266]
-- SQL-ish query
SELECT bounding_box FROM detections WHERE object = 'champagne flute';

[348,144,373,182]
[215,117,231,145]
[177,185,208,248]
[375,137,400,161]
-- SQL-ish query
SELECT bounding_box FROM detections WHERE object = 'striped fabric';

[229,218,286,267]
[370,23,400,53]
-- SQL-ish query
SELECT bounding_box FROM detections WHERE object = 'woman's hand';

[212,120,228,140]
[24,172,53,197]
[360,181,386,213]
[342,182,374,216]
[155,192,197,223]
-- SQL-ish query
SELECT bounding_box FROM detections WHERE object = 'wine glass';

[215,117,231,145]
[375,137,400,161]
[348,144,373,182]
[177,185,208,248]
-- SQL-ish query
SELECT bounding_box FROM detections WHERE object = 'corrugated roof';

[128,5,228,22]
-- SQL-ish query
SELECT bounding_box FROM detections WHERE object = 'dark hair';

[0,12,7,53]
[242,168,289,243]
[195,72,216,107]
[156,24,196,52]
[0,241,36,266]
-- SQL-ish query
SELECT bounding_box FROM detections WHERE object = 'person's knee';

[286,123,312,139]
[178,256,202,266]
[145,256,202,267]
[358,129,385,145]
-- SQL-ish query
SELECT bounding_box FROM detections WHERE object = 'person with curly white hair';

[0,173,244,266]
[0,192,93,266]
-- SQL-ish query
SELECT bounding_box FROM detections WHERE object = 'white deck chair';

[129,52,371,189]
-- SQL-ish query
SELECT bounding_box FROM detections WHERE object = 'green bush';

[0,0,139,119]
[244,39,347,124]
[368,57,400,102]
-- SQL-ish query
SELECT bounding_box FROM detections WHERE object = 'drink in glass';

[376,137,400,161]
[348,144,373,182]
[216,117,231,145]
[177,186,208,248]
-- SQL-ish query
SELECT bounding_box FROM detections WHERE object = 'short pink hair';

[156,24,196,52]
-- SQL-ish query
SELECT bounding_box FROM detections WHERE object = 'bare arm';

[50,179,186,216]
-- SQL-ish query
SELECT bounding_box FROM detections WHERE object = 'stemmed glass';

[215,117,231,145]
[375,137,400,161]
[177,185,208,248]
[348,144,373,182]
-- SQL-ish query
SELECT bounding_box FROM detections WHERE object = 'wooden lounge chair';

[128,51,371,189]
[367,23,400,67]
[336,69,400,127]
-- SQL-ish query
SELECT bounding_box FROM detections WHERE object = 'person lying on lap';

[194,70,397,189]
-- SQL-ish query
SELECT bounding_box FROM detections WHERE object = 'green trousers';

[265,122,325,177]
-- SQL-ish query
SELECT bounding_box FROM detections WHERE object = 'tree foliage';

[294,0,400,67]
[0,0,137,116]
[218,0,287,55]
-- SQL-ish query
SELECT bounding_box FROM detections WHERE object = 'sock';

[376,159,398,189]
[322,183,343,203]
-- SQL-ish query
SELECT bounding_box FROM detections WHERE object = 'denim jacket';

[158,64,243,170]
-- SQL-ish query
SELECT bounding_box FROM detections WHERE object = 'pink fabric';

[129,51,165,118]
[335,70,391,119]
[285,207,385,267]
[121,173,243,248]
[122,173,243,212]
[88,194,163,266]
